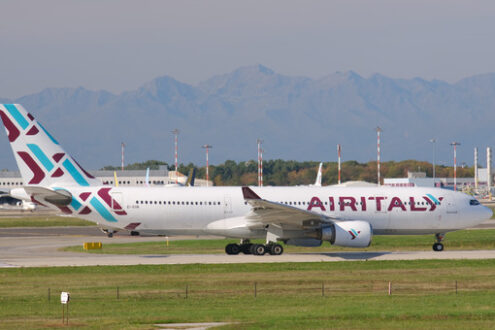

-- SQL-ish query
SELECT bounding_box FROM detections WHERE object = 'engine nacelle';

[320,221,372,248]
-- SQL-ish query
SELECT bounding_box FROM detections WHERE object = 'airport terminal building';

[0,167,211,190]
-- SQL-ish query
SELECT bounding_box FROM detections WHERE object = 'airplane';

[0,194,36,211]
[0,104,492,255]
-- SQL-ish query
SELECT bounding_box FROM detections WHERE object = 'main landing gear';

[225,240,284,256]
[432,233,445,252]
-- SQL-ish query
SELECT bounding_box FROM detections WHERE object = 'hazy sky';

[1,0,495,98]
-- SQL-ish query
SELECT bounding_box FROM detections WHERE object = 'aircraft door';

[446,197,457,214]
[224,195,233,215]
[371,195,391,231]
[371,196,387,214]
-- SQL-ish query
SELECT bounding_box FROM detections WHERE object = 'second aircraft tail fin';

[0,104,101,187]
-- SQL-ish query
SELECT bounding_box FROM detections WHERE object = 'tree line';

[103,159,474,186]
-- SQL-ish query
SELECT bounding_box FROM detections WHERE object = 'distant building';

[0,166,211,190]
[384,170,492,191]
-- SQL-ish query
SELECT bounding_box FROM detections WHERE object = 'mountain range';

[1,64,494,170]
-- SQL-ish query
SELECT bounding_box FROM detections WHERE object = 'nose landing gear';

[432,233,445,252]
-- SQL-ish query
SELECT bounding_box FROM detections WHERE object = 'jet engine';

[319,221,372,248]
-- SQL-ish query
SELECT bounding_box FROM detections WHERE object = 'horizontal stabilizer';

[24,186,72,206]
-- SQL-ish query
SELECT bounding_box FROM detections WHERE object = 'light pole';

[257,139,263,187]
[121,142,125,171]
[337,144,341,185]
[172,129,179,184]
[202,145,212,187]
[376,127,382,185]
[450,142,461,191]
[430,138,436,185]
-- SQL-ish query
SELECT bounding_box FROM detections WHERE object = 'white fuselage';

[60,185,492,238]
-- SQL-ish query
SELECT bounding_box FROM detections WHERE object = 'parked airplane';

[0,104,492,255]
[0,194,36,211]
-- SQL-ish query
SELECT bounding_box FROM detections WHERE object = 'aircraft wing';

[242,186,333,228]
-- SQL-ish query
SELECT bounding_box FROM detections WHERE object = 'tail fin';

[186,168,196,187]
[314,162,323,187]
[0,104,101,187]
[145,167,150,187]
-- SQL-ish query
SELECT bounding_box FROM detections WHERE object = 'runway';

[1,225,495,268]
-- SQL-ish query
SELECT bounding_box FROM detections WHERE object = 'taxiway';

[1,225,495,268]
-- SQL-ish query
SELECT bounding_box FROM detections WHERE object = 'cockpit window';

[470,199,480,206]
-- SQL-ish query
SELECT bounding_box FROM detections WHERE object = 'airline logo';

[348,228,360,240]
[307,195,444,213]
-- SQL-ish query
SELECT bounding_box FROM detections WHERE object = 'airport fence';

[33,279,494,302]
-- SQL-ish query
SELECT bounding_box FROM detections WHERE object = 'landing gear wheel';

[130,231,140,236]
[433,233,445,252]
[432,243,444,252]
[107,232,114,238]
[230,244,240,255]
[269,244,284,255]
[251,244,266,256]
[225,243,241,255]
[241,244,253,254]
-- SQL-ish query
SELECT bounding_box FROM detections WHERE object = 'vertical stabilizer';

[145,167,150,187]
[186,168,196,187]
[314,162,323,186]
[0,104,101,187]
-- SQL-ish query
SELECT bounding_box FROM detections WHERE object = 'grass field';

[0,216,94,228]
[63,228,495,254]
[2,260,495,328]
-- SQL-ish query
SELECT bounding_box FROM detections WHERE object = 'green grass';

[2,261,495,328]
[0,216,94,228]
[63,228,495,254]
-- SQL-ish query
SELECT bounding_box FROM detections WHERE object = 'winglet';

[242,186,261,200]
